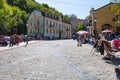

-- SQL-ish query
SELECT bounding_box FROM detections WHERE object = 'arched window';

[101,24,112,31]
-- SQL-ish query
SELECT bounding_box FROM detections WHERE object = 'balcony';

[66,28,69,31]
[49,24,55,27]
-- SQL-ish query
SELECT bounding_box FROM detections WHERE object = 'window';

[55,23,57,27]
[56,30,57,34]
[46,20,48,25]
[53,29,55,34]
[50,21,52,27]
[46,28,48,33]
[50,28,52,33]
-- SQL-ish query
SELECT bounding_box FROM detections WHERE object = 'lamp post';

[93,18,98,40]
[26,23,29,34]
[25,22,29,47]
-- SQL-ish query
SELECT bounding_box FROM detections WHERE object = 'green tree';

[13,0,27,11]
[0,0,6,8]
[26,0,41,13]
[0,0,13,34]
[42,3,49,8]
[8,0,70,20]
[4,0,70,35]
[75,23,86,32]
[0,0,28,35]
[111,0,120,23]
[69,14,77,19]
[63,15,70,21]
[10,6,28,34]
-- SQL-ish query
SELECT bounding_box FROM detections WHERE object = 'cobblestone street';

[0,39,117,80]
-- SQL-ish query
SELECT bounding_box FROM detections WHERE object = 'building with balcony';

[85,3,120,35]
[27,10,72,39]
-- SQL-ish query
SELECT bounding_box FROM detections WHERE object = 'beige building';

[27,10,72,39]
[87,3,120,35]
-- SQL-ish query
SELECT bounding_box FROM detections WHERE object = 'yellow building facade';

[89,3,120,35]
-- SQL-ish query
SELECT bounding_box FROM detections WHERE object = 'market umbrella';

[76,30,89,35]
[102,29,113,33]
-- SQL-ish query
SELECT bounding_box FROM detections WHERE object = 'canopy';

[76,30,89,35]
[102,29,113,33]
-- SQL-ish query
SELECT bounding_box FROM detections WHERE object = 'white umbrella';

[102,29,113,33]
[76,30,89,35]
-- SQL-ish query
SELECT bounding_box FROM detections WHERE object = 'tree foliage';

[69,14,77,19]
[111,0,120,23]
[0,0,28,35]
[63,15,70,21]
[111,0,120,3]
[0,0,15,34]
[111,3,120,15]
[75,23,86,32]
[13,0,27,11]
[0,0,70,35]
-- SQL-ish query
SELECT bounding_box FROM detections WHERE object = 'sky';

[35,0,111,19]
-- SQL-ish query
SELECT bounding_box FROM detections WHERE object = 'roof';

[29,10,71,24]
[94,3,114,11]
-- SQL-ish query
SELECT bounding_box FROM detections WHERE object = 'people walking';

[9,35,14,47]
[15,35,20,46]
[76,35,82,46]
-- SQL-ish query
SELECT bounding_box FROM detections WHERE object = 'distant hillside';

[70,18,84,29]
[0,0,71,35]
[7,0,70,20]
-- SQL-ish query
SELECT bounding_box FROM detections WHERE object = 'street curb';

[0,41,38,52]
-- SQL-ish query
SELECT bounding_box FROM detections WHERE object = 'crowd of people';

[73,33,96,47]
[73,30,120,79]
[73,31,120,49]
[1,34,28,47]
[1,33,45,47]
[9,34,28,47]
[73,30,120,62]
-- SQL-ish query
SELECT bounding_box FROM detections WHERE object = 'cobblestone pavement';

[0,39,117,80]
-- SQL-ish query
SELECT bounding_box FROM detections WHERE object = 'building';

[27,10,72,39]
[70,18,84,34]
[85,3,120,35]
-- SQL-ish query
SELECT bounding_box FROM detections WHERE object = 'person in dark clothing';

[25,35,28,47]
[35,34,37,40]
[9,35,14,47]
[109,33,115,40]
[90,36,101,55]
[98,41,104,55]
[115,66,120,80]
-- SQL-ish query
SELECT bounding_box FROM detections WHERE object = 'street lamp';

[26,23,28,34]
[93,18,98,40]
[25,22,29,47]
